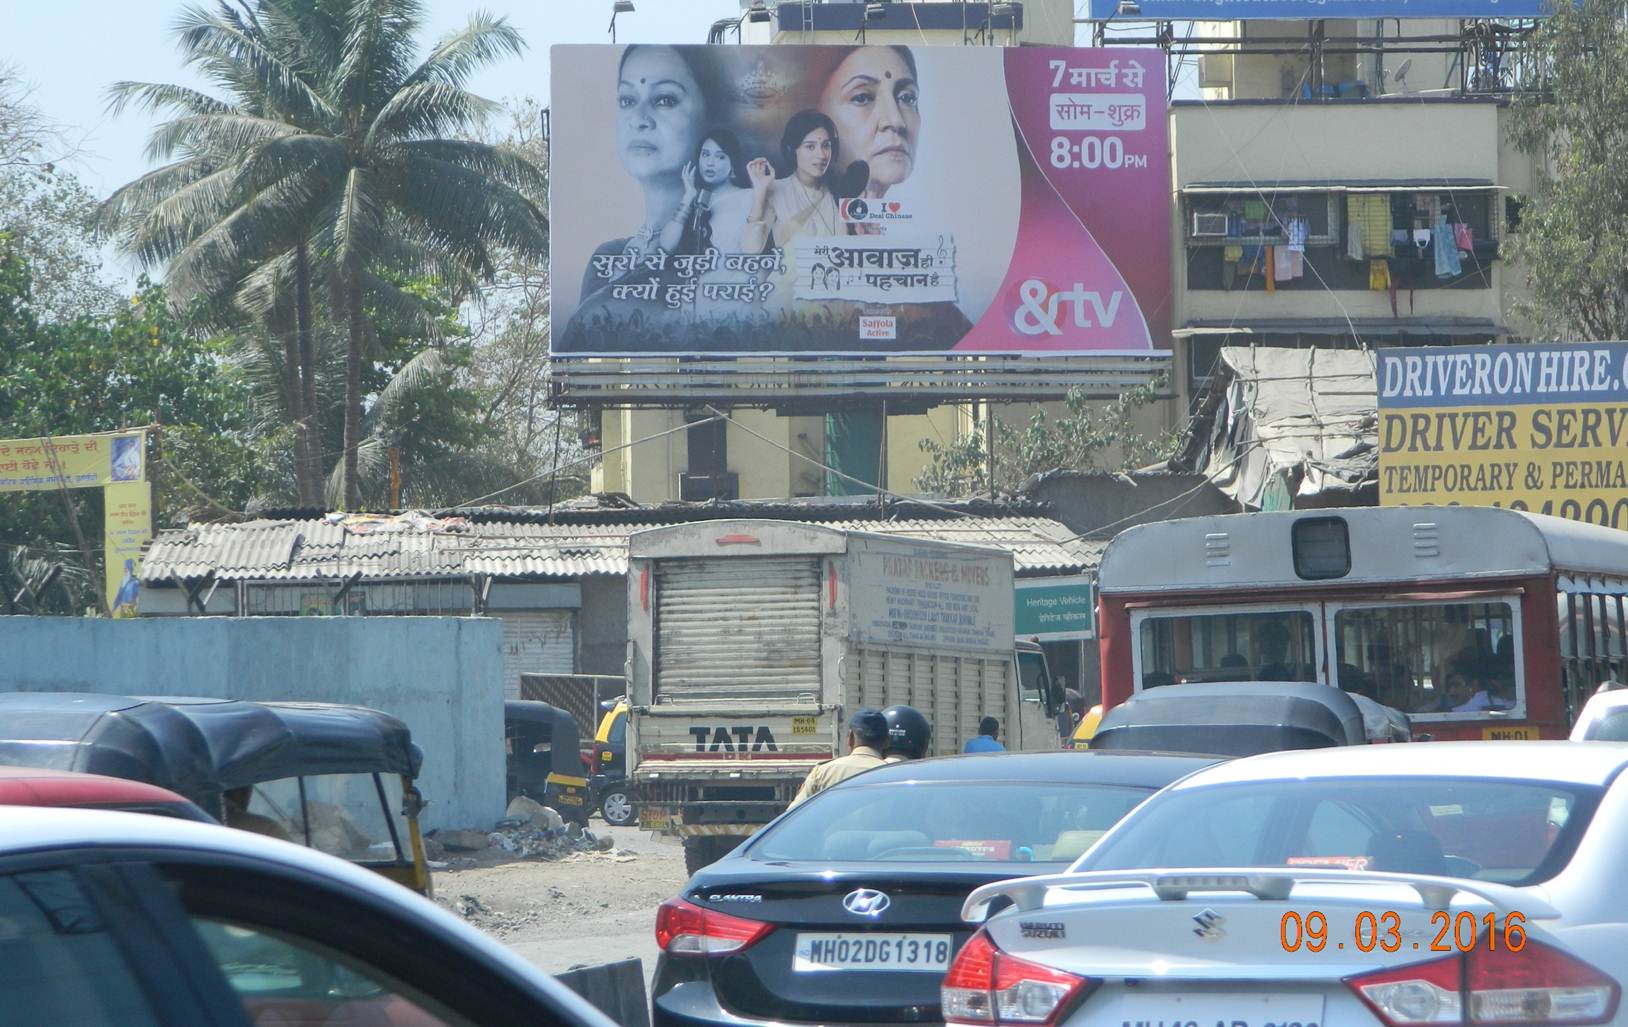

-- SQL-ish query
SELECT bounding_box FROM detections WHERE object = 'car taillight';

[655,897,773,956]
[1348,940,1619,1026]
[943,930,1096,1027]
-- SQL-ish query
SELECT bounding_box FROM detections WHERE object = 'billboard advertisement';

[1378,343,1628,530]
[549,45,1169,358]
[1084,0,1556,19]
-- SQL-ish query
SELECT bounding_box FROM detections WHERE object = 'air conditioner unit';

[1191,212,1230,237]
[1198,53,1233,89]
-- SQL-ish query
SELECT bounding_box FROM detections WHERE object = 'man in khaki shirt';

[788,709,890,808]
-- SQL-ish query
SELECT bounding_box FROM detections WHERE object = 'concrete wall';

[0,616,505,832]
[1026,470,1236,538]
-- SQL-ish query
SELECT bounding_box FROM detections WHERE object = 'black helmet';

[880,705,931,760]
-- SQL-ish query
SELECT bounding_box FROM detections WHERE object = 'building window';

[685,414,727,476]
[1184,188,1499,292]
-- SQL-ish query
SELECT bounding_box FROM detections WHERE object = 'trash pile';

[426,796,626,864]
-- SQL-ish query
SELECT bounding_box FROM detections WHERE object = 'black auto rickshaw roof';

[504,701,582,747]
[1091,682,1367,757]
[0,692,420,807]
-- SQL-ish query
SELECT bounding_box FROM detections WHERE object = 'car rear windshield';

[753,781,1156,863]
[1083,777,1599,886]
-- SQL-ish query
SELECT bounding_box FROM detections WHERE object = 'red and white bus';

[1096,506,1628,740]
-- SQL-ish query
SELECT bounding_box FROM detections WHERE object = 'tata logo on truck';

[690,725,780,753]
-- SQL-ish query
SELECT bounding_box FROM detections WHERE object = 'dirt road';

[432,824,689,988]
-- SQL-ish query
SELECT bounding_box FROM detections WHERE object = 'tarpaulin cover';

[0,693,419,808]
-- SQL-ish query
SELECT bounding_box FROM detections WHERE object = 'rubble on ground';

[426,797,638,865]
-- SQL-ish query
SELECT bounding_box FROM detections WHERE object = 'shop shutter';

[497,609,576,699]
[654,557,822,701]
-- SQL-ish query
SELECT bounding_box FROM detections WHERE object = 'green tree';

[102,0,547,510]
[915,379,1177,498]
[1505,0,1628,339]
[0,239,274,611]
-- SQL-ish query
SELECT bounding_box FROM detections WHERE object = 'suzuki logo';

[1192,908,1226,942]
[842,889,891,917]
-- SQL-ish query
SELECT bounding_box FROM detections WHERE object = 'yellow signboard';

[1378,344,1628,530]
[104,481,152,618]
[0,431,151,616]
[0,431,145,492]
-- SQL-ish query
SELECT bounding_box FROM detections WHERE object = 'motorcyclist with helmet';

[880,704,932,762]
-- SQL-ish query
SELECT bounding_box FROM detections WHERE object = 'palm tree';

[102,0,547,509]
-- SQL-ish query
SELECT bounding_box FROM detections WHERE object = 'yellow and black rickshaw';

[503,700,592,825]
[0,692,434,895]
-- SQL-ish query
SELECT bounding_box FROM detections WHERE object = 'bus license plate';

[793,933,952,973]
[1483,725,1538,740]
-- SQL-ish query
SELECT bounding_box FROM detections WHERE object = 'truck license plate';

[793,933,952,973]
[639,806,670,831]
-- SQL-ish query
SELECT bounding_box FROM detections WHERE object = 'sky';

[4,0,743,200]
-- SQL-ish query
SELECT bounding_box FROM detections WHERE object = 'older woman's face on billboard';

[818,47,920,192]
[617,46,706,182]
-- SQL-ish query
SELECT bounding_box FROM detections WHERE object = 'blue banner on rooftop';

[1088,0,1556,19]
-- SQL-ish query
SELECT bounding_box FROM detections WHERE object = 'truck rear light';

[943,930,1096,1027]
[655,897,772,956]
[1347,941,1619,1026]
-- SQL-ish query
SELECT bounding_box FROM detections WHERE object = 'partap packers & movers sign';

[1378,343,1628,529]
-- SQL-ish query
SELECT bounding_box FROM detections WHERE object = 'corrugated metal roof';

[142,511,1098,583]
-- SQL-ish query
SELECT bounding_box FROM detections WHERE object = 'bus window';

[1136,608,1319,687]
[1331,600,1520,717]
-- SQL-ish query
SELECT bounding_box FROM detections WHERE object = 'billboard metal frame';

[548,354,1171,411]
[1086,19,1543,99]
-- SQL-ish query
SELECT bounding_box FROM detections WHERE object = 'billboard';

[549,45,1168,358]
[1378,343,1628,530]
[1084,0,1556,18]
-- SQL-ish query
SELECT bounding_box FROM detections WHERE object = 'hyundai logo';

[842,888,891,917]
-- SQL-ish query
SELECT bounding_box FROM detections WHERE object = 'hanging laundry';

[1433,217,1462,278]
[1347,224,1365,262]
[1244,199,1268,221]
[1221,244,1244,290]
[1453,222,1474,252]
[1265,246,1276,292]
[1287,217,1309,253]
[1347,195,1392,258]
[1369,258,1398,318]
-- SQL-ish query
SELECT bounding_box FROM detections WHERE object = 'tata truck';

[624,519,1062,872]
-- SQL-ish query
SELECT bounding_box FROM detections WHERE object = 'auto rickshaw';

[590,698,633,826]
[0,692,433,895]
[1089,681,1373,756]
[503,701,591,826]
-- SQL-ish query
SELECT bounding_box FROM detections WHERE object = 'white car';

[0,806,615,1027]
[945,742,1627,1027]
[1571,687,1628,742]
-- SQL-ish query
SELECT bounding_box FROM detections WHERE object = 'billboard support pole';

[986,401,997,501]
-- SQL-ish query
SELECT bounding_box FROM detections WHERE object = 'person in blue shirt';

[963,717,1004,753]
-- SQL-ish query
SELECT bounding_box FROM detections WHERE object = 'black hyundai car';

[650,750,1219,1027]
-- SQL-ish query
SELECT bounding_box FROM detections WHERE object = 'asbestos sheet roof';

[1196,346,1378,509]
[142,511,1097,583]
